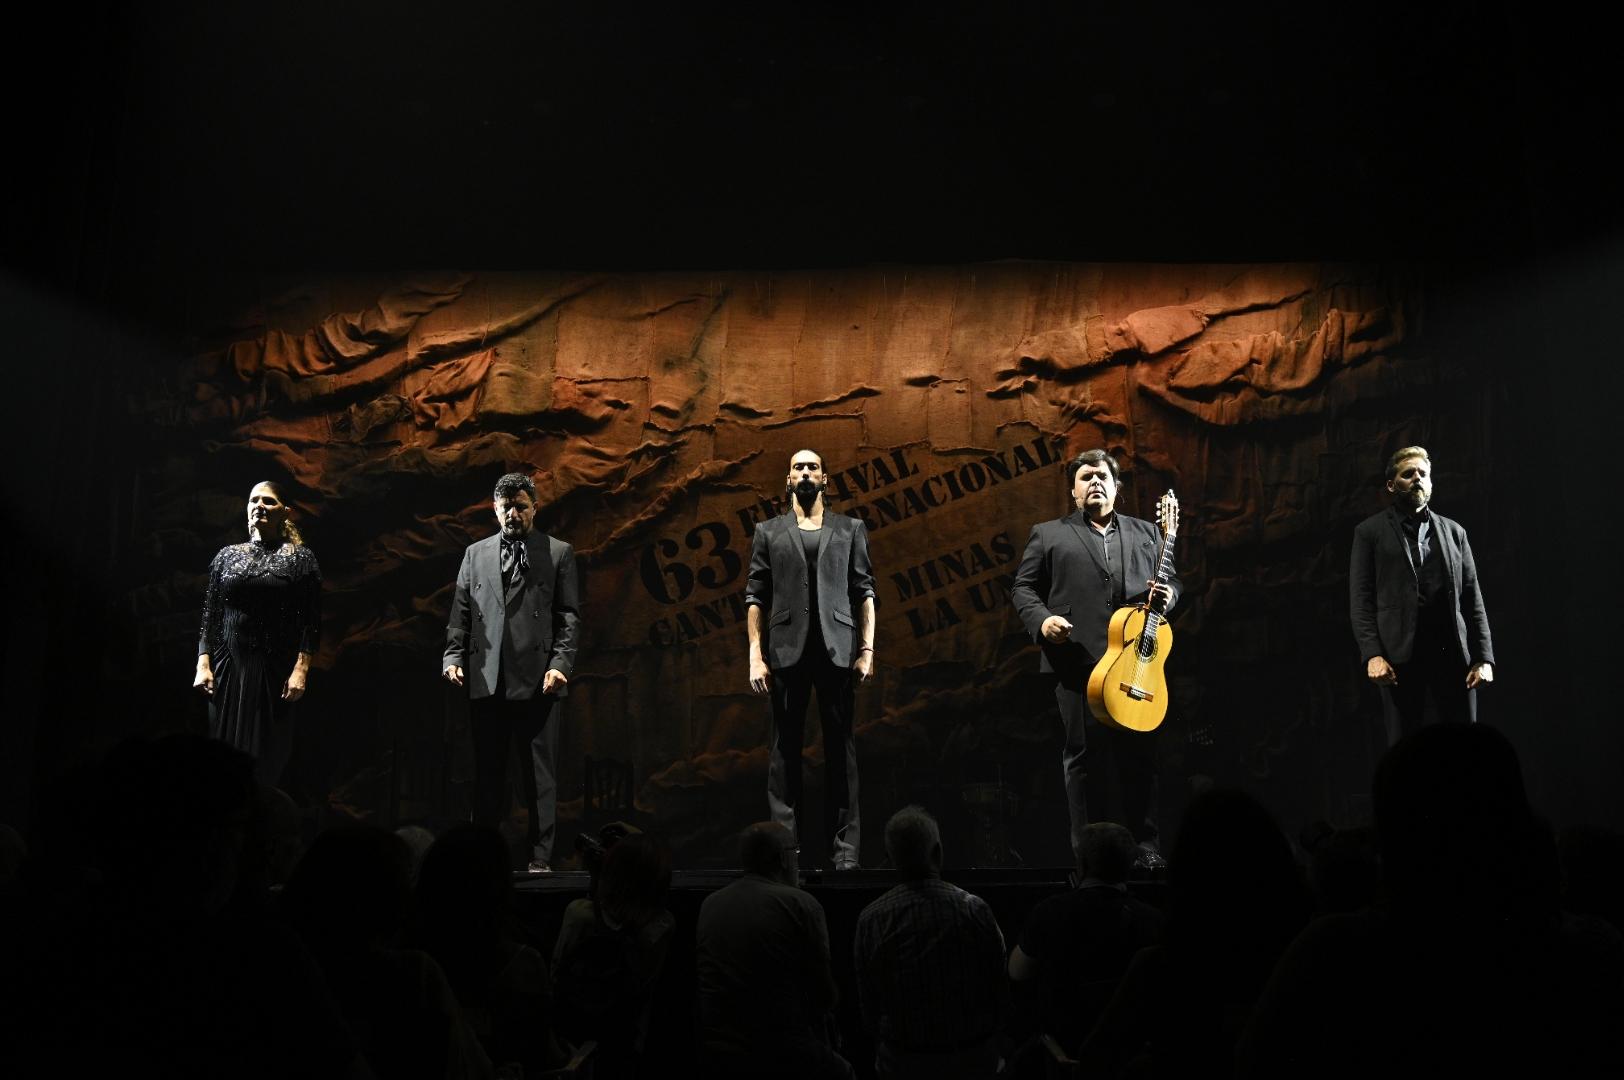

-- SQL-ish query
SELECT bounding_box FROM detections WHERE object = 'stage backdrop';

[123,262,1499,866]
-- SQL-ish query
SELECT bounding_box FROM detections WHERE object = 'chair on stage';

[577,755,652,852]
[583,755,634,817]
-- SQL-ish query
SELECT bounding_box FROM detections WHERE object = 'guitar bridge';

[1119,683,1154,702]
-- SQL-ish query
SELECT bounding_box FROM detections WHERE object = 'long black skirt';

[208,648,296,786]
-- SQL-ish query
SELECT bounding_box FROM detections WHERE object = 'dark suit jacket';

[743,511,877,670]
[444,531,580,700]
[1349,506,1493,667]
[1010,510,1180,674]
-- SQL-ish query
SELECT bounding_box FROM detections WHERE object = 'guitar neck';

[1144,489,1179,631]
[1151,530,1176,589]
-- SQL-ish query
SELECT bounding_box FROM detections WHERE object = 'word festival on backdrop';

[643,436,1066,645]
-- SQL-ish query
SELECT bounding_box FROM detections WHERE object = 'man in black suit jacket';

[745,449,877,870]
[1350,446,1494,746]
[444,472,580,871]
[1011,449,1178,862]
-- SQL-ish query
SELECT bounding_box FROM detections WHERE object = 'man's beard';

[1398,487,1430,510]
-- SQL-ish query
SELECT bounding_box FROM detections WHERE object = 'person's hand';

[853,649,874,682]
[1366,656,1397,686]
[749,654,772,694]
[443,664,465,687]
[282,667,307,702]
[1147,581,1174,613]
[193,658,215,696]
[1466,662,1494,689]
[1041,615,1073,644]
[543,668,568,695]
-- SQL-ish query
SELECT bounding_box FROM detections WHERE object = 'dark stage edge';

[511,866,1166,894]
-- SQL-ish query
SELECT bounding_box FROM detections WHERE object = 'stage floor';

[510,864,1142,891]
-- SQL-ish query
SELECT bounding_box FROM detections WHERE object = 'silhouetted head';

[885,805,943,881]
[739,821,798,884]
[416,823,511,930]
[1166,788,1310,966]
[96,734,262,917]
[1076,822,1137,884]
[283,824,413,956]
[596,832,671,928]
[1373,722,1545,917]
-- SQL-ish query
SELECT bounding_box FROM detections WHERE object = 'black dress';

[198,541,322,784]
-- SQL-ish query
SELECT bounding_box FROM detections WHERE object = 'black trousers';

[1380,631,1476,747]
[470,686,560,864]
[1054,668,1159,857]
[767,647,860,864]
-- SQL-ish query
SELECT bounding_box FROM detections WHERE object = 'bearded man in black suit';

[1350,445,1494,746]
[745,449,876,870]
[443,472,580,872]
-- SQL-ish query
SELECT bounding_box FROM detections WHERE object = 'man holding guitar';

[1012,449,1178,866]
[1350,446,1494,745]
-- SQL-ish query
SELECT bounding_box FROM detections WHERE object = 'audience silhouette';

[854,805,1009,1080]
[283,823,494,1079]
[551,828,674,1079]
[697,821,854,1079]
[414,822,570,1076]
[1238,723,1624,1077]
[5,734,364,1079]
[5,723,1620,1080]
[1079,788,1312,1078]
[1009,821,1164,1054]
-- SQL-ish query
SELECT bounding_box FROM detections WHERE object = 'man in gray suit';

[746,450,877,870]
[444,472,580,871]
[1350,446,1494,746]
[1011,449,1177,864]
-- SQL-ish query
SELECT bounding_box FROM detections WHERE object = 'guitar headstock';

[1156,490,1179,539]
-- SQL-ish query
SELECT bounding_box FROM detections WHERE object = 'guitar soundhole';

[1132,632,1158,661]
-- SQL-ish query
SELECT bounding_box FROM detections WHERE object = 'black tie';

[500,538,529,591]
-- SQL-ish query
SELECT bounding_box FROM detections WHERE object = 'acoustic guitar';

[1087,490,1179,732]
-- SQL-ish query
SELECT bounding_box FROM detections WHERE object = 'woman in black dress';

[193,481,321,785]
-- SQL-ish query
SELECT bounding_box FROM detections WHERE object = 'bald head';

[740,821,798,882]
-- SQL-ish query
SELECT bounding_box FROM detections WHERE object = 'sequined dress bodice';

[198,542,322,665]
